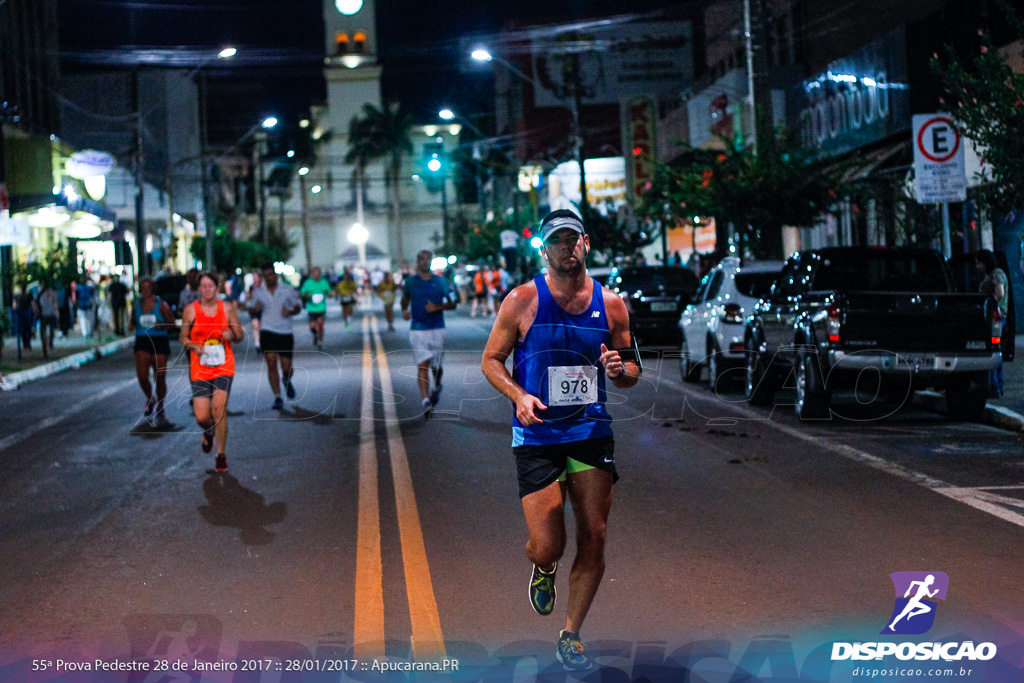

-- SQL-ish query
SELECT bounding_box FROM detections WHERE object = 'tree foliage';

[638,132,851,259]
[191,222,292,274]
[347,102,415,264]
[933,2,1024,218]
[581,204,656,263]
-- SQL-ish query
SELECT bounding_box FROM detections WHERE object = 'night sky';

[57,0,685,146]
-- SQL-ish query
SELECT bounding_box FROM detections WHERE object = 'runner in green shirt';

[300,267,332,349]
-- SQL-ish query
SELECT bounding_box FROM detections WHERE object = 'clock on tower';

[335,0,362,15]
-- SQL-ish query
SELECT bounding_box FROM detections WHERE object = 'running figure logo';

[881,571,949,635]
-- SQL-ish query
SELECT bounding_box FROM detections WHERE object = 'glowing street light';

[218,47,237,59]
[471,48,493,62]
[348,222,369,266]
[298,167,309,176]
[311,185,322,194]
[438,109,455,120]
[262,117,278,129]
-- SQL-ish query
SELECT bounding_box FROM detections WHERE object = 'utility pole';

[0,102,13,311]
[255,131,268,244]
[567,52,588,209]
[744,0,774,158]
[133,70,148,277]
[199,71,214,272]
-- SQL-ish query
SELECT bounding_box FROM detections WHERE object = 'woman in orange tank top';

[179,272,244,473]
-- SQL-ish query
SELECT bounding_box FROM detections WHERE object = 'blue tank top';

[135,296,168,338]
[512,275,613,447]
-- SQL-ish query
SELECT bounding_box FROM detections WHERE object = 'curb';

[914,390,1024,433]
[0,337,135,391]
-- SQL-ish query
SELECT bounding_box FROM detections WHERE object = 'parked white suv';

[679,257,784,387]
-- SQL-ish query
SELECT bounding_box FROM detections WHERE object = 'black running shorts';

[134,335,171,356]
[513,436,618,499]
[190,375,233,399]
[260,330,294,358]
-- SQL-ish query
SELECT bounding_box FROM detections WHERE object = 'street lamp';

[348,222,369,266]
[471,44,590,207]
[437,108,489,222]
[198,46,238,272]
[254,115,278,244]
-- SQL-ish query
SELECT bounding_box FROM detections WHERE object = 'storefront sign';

[787,28,910,157]
[66,150,116,179]
[0,210,31,246]
[531,21,692,107]
[625,97,657,200]
[912,114,966,204]
[548,157,626,211]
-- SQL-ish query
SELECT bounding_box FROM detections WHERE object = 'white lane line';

[371,321,446,661]
[669,377,1024,530]
[353,316,386,658]
[0,379,137,453]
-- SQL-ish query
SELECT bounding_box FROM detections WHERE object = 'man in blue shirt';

[401,249,456,418]
[481,210,641,672]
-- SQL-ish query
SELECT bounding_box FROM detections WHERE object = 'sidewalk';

[914,333,1024,432]
[0,330,135,390]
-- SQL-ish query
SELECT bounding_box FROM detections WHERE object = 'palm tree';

[345,113,379,229]
[348,102,414,267]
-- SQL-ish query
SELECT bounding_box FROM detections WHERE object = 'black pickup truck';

[743,247,1007,421]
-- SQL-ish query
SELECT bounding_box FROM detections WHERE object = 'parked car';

[744,247,1008,421]
[608,265,700,346]
[679,257,784,386]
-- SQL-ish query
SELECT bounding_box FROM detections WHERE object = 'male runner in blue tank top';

[481,209,641,671]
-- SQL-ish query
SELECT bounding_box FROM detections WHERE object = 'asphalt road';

[2,303,1023,682]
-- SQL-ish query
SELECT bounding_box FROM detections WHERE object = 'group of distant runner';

[125,210,640,670]
[128,258,450,471]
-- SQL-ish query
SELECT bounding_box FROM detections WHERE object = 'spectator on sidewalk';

[109,276,129,336]
[38,282,59,357]
[77,277,95,338]
[977,249,1009,397]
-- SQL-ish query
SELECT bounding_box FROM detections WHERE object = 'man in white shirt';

[248,263,302,410]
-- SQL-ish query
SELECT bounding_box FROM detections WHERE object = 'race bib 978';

[547,365,598,406]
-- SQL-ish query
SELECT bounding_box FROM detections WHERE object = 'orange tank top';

[189,300,235,380]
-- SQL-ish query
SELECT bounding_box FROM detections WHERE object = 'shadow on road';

[197,474,287,545]
[129,422,186,438]
[278,405,337,425]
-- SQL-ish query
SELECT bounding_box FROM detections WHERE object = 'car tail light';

[828,301,841,343]
[721,303,743,324]
[991,306,1003,346]
[729,342,745,353]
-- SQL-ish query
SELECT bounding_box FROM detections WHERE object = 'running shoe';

[215,454,228,473]
[144,396,156,420]
[529,562,557,616]
[556,631,591,671]
[422,397,433,419]
[272,396,284,411]
[201,426,215,453]
[285,379,296,399]
[429,385,442,407]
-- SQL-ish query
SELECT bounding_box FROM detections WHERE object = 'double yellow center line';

[354,316,445,661]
